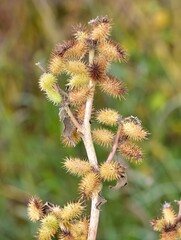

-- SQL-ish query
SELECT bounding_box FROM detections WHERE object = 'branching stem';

[65,106,82,133]
[54,83,68,98]
[106,126,122,163]
[82,49,98,170]
[55,84,83,132]
[82,49,100,240]
[35,62,46,72]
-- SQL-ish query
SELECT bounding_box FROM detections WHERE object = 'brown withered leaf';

[109,173,128,191]
[63,117,74,137]
[96,193,107,210]
[59,108,76,146]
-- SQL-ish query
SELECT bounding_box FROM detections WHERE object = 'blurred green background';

[0,0,181,239]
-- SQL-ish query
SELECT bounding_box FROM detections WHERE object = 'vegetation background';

[0,0,181,239]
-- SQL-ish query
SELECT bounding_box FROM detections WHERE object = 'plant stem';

[54,81,82,133]
[35,62,47,72]
[106,126,122,163]
[82,49,98,170]
[82,49,100,240]
[54,83,68,98]
[65,106,82,133]
[88,195,100,240]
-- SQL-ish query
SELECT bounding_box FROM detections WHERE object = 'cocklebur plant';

[28,16,148,240]
[151,201,181,240]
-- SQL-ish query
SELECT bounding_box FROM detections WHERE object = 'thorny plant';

[27,16,148,240]
[151,201,181,240]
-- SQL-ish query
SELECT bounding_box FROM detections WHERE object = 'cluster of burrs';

[28,196,88,240]
[151,201,181,240]
[29,16,148,240]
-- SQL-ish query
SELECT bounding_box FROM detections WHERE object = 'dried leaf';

[59,108,76,146]
[63,117,74,137]
[109,173,128,191]
[96,194,107,210]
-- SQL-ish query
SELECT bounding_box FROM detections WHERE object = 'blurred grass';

[0,0,181,239]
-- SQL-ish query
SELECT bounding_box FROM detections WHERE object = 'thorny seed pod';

[151,218,166,232]
[65,61,88,76]
[68,86,91,106]
[54,40,75,58]
[75,104,86,123]
[61,202,84,221]
[88,59,106,82]
[100,162,126,181]
[98,40,127,62]
[39,73,57,92]
[48,55,65,75]
[61,41,87,60]
[151,201,181,240]
[90,17,112,41]
[38,214,59,240]
[119,142,143,163]
[70,218,89,240]
[63,158,92,176]
[28,196,44,222]
[99,75,127,99]
[162,202,176,225]
[38,73,62,104]
[92,128,114,147]
[96,108,120,126]
[79,172,102,199]
[45,87,62,105]
[122,122,148,141]
[95,56,110,70]
[67,74,90,88]
[72,24,88,42]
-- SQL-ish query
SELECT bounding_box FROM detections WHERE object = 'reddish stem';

[106,126,122,163]
[35,62,46,72]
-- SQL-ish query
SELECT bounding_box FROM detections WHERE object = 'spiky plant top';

[29,16,148,240]
[37,15,147,162]
[151,201,181,240]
